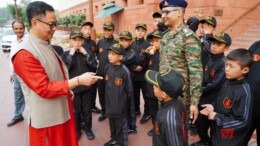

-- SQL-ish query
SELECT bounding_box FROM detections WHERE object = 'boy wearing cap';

[96,22,118,122]
[132,22,151,123]
[147,12,163,42]
[141,30,163,136]
[199,16,217,69]
[104,43,134,146]
[118,30,137,134]
[145,68,188,146]
[62,31,98,140]
[200,49,253,146]
[81,21,101,114]
[192,32,231,146]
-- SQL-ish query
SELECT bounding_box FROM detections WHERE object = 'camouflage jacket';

[160,23,203,106]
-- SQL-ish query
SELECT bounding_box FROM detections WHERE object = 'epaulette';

[163,28,170,35]
[182,28,193,37]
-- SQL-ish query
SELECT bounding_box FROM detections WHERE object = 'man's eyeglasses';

[35,18,57,29]
[162,9,179,15]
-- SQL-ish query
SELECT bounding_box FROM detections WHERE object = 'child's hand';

[79,47,87,55]
[200,104,214,116]
[69,48,77,55]
[134,65,143,72]
[208,112,217,120]
[203,23,214,34]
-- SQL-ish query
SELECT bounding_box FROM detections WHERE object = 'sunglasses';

[162,9,179,15]
[35,18,58,29]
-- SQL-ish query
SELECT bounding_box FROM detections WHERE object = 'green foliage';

[96,32,104,39]
[6,0,30,22]
[0,18,7,23]
[57,14,86,31]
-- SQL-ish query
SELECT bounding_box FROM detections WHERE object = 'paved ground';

[0,31,257,146]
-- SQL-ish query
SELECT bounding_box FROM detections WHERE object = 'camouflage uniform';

[159,23,203,107]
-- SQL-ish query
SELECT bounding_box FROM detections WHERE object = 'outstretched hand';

[78,72,103,86]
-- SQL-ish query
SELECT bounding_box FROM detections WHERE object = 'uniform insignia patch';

[92,47,95,52]
[155,122,160,135]
[115,78,122,85]
[99,48,103,53]
[253,54,260,61]
[149,60,152,65]
[221,129,234,139]
[113,44,119,48]
[141,49,145,53]
[210,69,215,77]
[223,97,232,108]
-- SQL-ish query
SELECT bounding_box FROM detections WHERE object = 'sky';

[0,0,59,10]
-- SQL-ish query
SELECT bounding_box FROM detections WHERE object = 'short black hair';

[12,20,25,28]
[26,1,54,27]
[81,22,93,28]
[227,48,253,68]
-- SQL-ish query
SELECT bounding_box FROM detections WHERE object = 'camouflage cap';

[199,16,217,28]
[152,30,163,38]
[209,32,232,46]
[145,67,186,98]
[70,31,84,39]
[103,22,115,30]
[107,43,125,55]
[159,0,188,10]
[119,31,132,40]
[135,22,147,30]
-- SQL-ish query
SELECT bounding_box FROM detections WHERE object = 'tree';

[7,0,31,22]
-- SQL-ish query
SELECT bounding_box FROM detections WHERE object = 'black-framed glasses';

[162,9,179,15]
[35,18,57,29]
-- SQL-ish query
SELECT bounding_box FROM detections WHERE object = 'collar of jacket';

[84,37,91,41]
[165,23,185,37]
[124,44,132,51]
[161,98,178,109]
[212,53,224,61]
[135,37,145,44]
[111,63,123,69]
[227,78,246,85]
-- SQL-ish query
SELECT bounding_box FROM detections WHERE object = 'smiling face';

[225,59,249,80]
[12,22,25,39]
[103,29,114,39]
[210,41,228,55]
[161,7,182,28]
[31,11,57,41]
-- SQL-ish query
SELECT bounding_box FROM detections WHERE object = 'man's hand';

[10,75,14,83]
[79,47,87,55]
[134,65,143,72]
[190,105,199,124]
[203,23,214,34]
[69,48,78,55]
[78,72,103,86]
